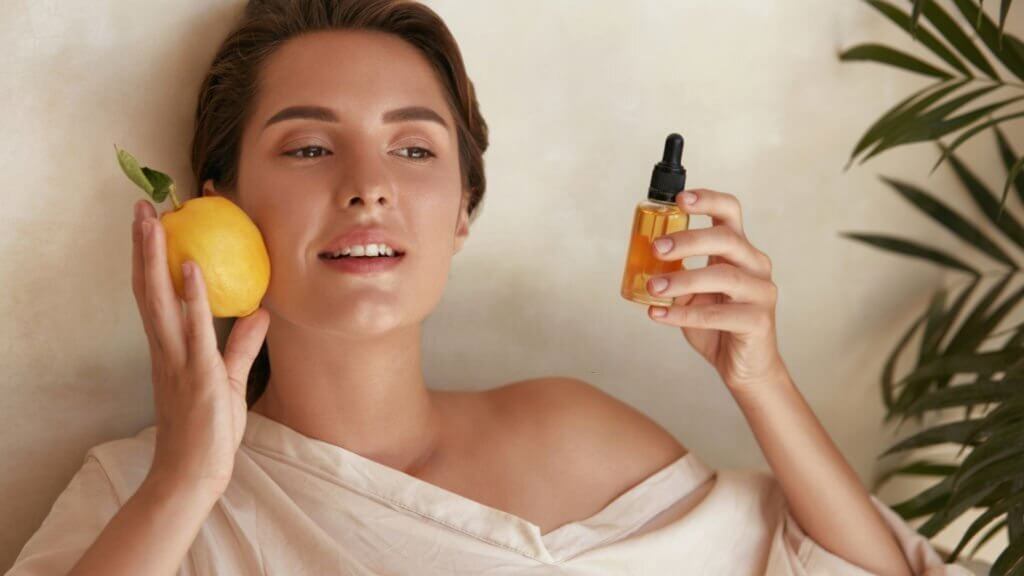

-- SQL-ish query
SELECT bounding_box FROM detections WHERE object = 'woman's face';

[206,29,470,336]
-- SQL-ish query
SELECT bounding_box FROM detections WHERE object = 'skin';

[84,28,918,576]
[216,28,470,475]
[645,189,914,575]
[202,28,686,533]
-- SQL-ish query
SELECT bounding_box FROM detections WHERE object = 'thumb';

[223,307,271,396]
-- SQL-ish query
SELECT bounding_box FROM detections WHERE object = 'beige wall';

[2,0,1018,569]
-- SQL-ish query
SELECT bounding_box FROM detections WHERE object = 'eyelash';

[283,145,436,162]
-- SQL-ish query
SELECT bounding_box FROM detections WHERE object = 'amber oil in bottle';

[620,133,689,307]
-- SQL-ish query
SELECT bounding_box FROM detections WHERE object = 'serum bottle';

[620,133,689,307]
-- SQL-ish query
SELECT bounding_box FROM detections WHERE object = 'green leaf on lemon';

[114,145,176,204]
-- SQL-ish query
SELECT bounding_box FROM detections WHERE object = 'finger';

[648,302,773,335]
[653,225,771,279]
[131,201,161,364]
[675,189,744,237]
[182,261,220,374]
[223,308,271,397]
[647,263,777,305]
[142,215,187,367]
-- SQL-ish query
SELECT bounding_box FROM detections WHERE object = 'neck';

[249,312,441,474]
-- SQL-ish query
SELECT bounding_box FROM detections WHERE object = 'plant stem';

[168,184,182,210]
[972,77,1024,90]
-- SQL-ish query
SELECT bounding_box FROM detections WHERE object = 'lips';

[318,227,408,258]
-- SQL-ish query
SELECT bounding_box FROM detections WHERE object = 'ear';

[452,191,471,255]
[202,179,221,198]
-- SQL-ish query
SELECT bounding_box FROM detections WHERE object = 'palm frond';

[845,2,1024,569]
[868,0,974,75]
[995,124,1024,207]
[944,147,1024,249]
[882,175,1018,266]
[917,0,1002,79]
[841,232,981,273]
[951,0,1024,78]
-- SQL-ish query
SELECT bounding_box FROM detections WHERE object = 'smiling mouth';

[318,251,406,260]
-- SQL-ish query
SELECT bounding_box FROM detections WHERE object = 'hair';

[188,0,490,408]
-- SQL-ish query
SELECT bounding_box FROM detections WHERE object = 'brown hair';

[188,0,490,408]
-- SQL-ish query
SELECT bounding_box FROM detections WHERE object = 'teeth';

[324,243,401,259]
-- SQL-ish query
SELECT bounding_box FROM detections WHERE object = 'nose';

[335,145,396,212]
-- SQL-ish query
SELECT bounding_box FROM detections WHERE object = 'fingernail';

[651,307,668,317]
[681,191,697,205]
[650,277,668,293]
[654,237,673,254]
[183,261,192,279]
[142,219,151,238]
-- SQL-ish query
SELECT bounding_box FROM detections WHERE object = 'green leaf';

[114,145,177,205]
[890,280,975,423]
[883,307,929,416]
[963,393,1024,448]
[839,43,954,78]
[952,428,1024,498]
[865,0,973,76]
[940,147,1024,253]
[951,0,1024,81]
[881,418,985,456]
[919,288,949,365]
[950,280,1024,359]
[859,85,1001,163]
[921,278,981,363]
[911,0,927,31]
[947,459,1024,521]
[894,275,1018,414]
[141,167,174,204]
[969,517,1008,559]
[897,349,1024,390]
[882,176,1016,267]
[990,533,1024,574]
[1002,155,1024,219]
[841,232,979,274]
[999,0,1014,44]
[891,474,953,519]
[115,145,155,196]
[929,96,1024,141]
[920,0,1002,79]
[929,111,1024,177]
[919,482,999,537]
[904,378,1024,415]
[847,79,970,168]
[872,459,959,492]
[995,124,1024,208]
[939,274,1015,356]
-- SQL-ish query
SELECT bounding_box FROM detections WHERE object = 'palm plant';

[838,0,1024,573]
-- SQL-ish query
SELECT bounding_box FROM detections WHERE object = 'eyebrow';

[261,104,449,132]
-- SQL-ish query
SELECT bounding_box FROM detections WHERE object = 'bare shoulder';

[486,377,689,497]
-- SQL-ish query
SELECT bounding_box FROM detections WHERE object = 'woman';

[8,1,970,575]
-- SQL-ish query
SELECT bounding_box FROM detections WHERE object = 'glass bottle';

[620,133,689,307]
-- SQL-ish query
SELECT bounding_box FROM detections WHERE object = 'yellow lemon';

[161,196,271,318]
[116,145,270,318]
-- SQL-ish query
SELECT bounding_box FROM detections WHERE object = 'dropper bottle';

[620,133,689,306]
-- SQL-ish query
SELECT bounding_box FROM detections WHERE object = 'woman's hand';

[645,189,784,394]
[132,199,270,497]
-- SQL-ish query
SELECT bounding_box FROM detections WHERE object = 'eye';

[393,146,436,162]
[283,145,332,160]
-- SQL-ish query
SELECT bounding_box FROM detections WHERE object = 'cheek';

[245,194,322,275]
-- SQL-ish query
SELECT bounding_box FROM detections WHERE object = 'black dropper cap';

[648,133,686,203]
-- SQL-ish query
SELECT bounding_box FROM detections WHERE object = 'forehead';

[252,29,452,127]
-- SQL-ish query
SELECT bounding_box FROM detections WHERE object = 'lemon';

[161,196,270,317]
[116,145,271,318]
